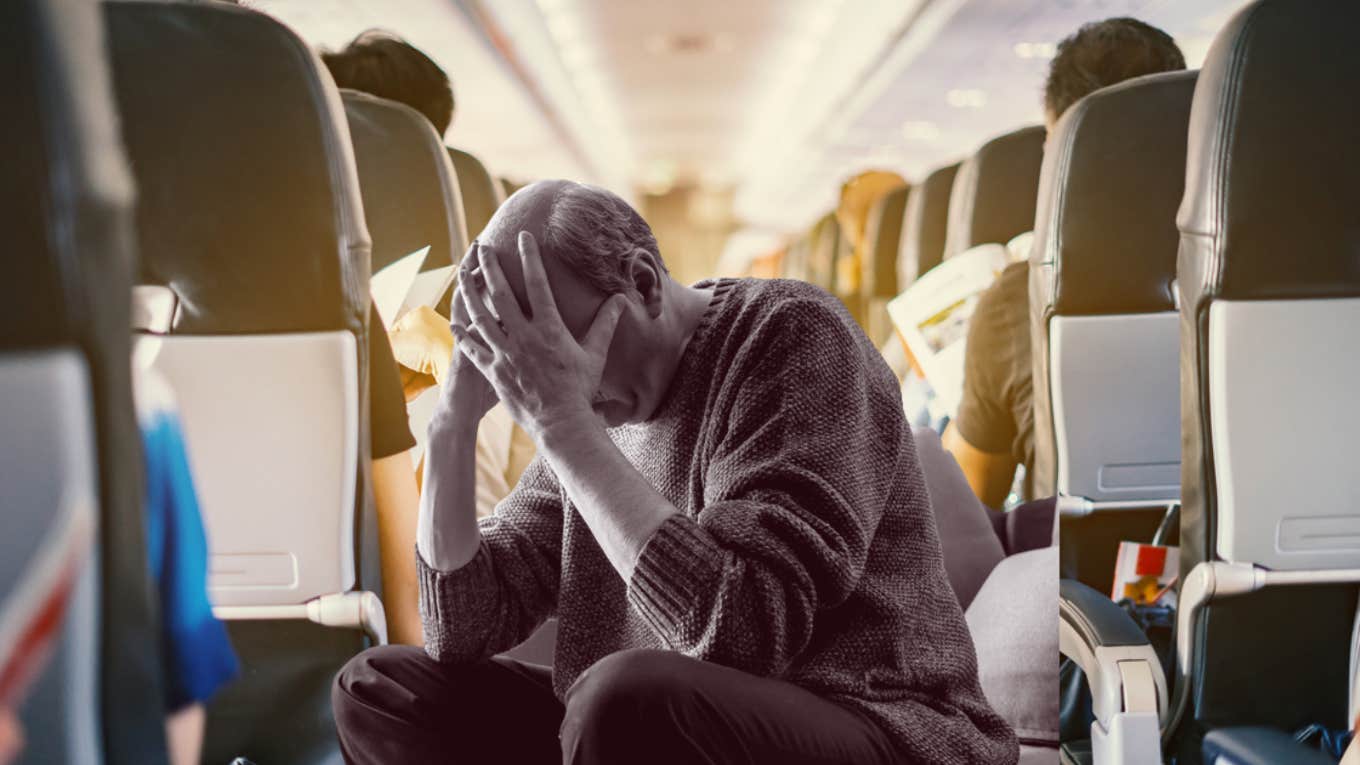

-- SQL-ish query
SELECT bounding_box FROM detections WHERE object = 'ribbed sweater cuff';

[416,545,496,662]
[627,514,725,639]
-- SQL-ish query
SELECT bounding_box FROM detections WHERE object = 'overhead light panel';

[901,120,940,141]
[1013,41,1056,59]
[946,88,987,108]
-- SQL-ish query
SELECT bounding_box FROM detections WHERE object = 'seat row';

[3,1,514,762]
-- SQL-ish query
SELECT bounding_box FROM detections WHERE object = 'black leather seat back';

[1178,0,1360,576]
[807,210,842,292]
[106,0,370,338]
[1028,71,1197,501]
[2,0,166,761]
[899,162,958,286]
[105,4,377,762]
[448,147,505,241]
[862,184,911,345]
[343,89,469,273]
[1175,0,1360,751]
[863,184,912,300]
[944,126,1045,259]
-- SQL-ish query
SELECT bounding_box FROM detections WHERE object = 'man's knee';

[562,649,701,759]
[333,645,410,716]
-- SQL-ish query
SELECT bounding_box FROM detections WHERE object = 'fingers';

[455,279,509,349]
[580,293,628,359]
[518,231,561,322]
[451,322,494,369]
[456,240,477,272]
[474,244,527,331]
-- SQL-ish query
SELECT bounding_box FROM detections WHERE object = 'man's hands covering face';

[451,231,626,441]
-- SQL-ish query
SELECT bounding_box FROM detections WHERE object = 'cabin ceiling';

[252,0,1245,233]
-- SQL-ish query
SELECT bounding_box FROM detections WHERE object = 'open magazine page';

[0,487,94,708]
[886,243,1010,416]
[400,266,456,321]
[370,246,432,327]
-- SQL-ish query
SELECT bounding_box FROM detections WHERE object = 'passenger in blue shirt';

[134,340,238,765]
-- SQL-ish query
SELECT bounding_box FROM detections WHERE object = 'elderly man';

[332,180,1016,764]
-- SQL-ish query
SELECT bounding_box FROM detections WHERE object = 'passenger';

[133,341,239,765]
[322,30,503,238]
[943,17,1186,508]
[332,180,1016,764]
[322,31,535,517]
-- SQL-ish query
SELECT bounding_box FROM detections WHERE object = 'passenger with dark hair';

[331,180,1017,763]
[322,30,504,239]
[943,17,1186,508]
[321,31,454,135]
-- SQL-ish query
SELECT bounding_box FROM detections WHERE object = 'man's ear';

[628,249,665,319]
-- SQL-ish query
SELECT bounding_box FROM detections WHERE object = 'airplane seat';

[340,88,470,272]
[1058,2,1360,762]
[1030,70,1199,597]
[499,176,526,199]
[898,162,959,287]
[447,146,507,241]
[1,1,169,763]
[1171,1,1360,762]
[104,2,381,762]
[806,211,842,292]
[861,184,912,347]
[914,427,1059,763]
[783,232,812,281]
[943,125,1045,259]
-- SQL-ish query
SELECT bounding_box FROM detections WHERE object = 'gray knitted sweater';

[418,277,1018,763]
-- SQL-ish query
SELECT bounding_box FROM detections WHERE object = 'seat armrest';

[1203,727,1337,765]
[1059,579,1167,764]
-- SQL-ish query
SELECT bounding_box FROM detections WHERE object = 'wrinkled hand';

[452,231,626,441]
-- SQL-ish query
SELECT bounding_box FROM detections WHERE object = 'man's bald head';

[479,180,666,298]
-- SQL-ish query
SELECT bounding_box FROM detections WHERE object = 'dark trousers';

[332,645,898,764]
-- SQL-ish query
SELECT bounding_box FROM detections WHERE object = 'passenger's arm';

[165,704,204,765]
[946,275,1022,508]
[371,451,422,645]
[942,425,1018,510]
[415,270,564,662]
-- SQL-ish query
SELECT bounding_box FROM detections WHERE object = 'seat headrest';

[862,184,911,298]
[899,162,958,287]
[944,126,1045,259]
[105,0,370,335]
[807,211,842,290]
[447,147,505,241]
[3,0,136,351]
[1179,0,1360,305]
[1032,70,1198,316]
[341,89,468,273]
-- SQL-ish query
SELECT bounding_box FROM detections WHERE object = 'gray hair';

[541,183,667,294]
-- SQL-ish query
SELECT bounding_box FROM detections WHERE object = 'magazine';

[886,243,1010,416]
[1109,542,1178,607]
[371,246,456,330]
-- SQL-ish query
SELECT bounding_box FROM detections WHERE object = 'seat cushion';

[966,545,1060,748]
[913,426,1005,609]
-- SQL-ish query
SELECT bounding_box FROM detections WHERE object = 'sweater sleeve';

[627,298,904,677]
[419,454,563,663]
